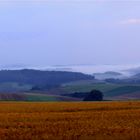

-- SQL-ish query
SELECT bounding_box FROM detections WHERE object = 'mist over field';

[0,64,140,76]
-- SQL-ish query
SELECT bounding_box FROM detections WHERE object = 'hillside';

[93,71,124,80]
[131,73,140,79]
[0,69,139,101]
[59,82,140,101]
[104,72,140,84]
[0,69,94,92]
[0,93,26,101]
[104,85,140,100]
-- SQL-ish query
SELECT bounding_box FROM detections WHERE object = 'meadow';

[0,101,139,140]
[61,82,140,100]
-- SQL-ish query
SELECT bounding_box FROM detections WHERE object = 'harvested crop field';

[0,101,139,140]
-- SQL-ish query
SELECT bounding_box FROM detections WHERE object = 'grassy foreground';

[0,102,139,140]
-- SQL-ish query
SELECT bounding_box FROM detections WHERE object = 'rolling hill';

[93,71,124,80]
[0,69,94,92]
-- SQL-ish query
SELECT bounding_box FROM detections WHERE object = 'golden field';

[0,101,139,140]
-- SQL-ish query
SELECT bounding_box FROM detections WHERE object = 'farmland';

[60,82,140,100]
[0,101,139,140]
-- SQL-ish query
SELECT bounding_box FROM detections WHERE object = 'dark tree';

[83,90,103,101]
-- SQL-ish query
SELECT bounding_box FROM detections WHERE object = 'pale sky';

[0,0,140,67]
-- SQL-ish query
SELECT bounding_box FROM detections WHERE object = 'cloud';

[120,19,140,25]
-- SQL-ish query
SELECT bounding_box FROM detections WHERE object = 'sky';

[0,0,140,67]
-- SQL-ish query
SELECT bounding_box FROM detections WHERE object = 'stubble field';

[0,101,139,140]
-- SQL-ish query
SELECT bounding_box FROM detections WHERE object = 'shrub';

[83,90,103,101]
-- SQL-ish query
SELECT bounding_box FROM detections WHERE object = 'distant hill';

[131,73,140,79]
[105,72,140,84]
[0,93,26,101]
[0,69,94,92]
[118,73,140,84]
[125,67,140,75]
[121,73,140,84]
[93,71,124,80]
[0,69,139,101]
